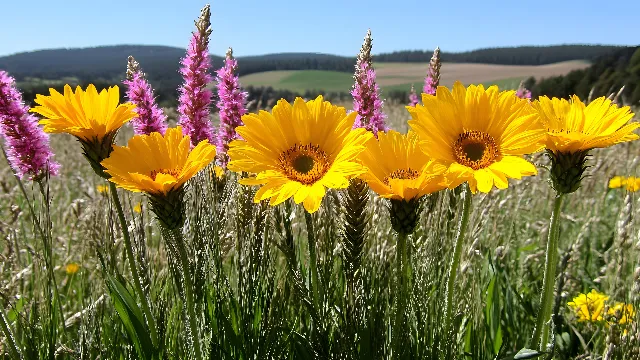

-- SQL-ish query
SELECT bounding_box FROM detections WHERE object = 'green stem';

[173,229,203,360]
[109,182,159,347]
[444,183,472,329]
[392,232,408,356]
[0,303,23,360]
[532,193,564,350]
[304,211,321,312]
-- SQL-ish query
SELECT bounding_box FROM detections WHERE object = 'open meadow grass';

[0,101,639,359]
[239,60,590,94]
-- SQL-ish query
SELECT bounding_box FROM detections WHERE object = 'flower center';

[150,168,181,180]
[453,130,500,170]
[278,144,330,185]
[384,168,420,185]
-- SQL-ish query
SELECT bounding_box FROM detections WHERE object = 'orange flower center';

[278,144,330,185]
[150,168,181,180]
[453,130,500,170]
[384,168,420,185]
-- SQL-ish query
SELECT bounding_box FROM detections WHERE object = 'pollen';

[453,130,500,170]
[278,143,331,185]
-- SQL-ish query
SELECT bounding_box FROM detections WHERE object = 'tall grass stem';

[305,211,321,312]
[392,231,408,355]
[0,303,23,360]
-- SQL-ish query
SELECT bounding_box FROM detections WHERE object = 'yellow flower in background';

[210,165,224,180]
[96,184,110,194]
[228,96,372,213]
[608,176,640,192]
[568,289,609,321]
[101,126,216,196]
[133,202,142,213]
[359,130,447,200]
[65,263,80,275]
[532,96,638,154]
[407,82,545,193]
[31,84,137,142]
[608,302,636,325]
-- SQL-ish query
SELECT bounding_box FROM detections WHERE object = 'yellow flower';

[65,263,80,275]
[609,176,627,189]
[359,130,447,200]
[532,96,638,154]
[210,165,224,180]
[407,82,545,193]
[101,126,216,196]
[568,289,609,322]
[608,302,635,325]
[133,202,142,213]
[228,96,372,213]
[32,84,137,142]
[96,184,110,194]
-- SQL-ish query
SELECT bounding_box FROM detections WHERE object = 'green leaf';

[105,273,155,360]
[514,348,544,359]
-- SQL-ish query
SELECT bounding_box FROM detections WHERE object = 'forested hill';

[376,45,622,65]
[529,46,640,106]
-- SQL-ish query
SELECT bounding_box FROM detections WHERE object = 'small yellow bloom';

[408,82,545,193]
[101,126,216,196]
[359,130,447,200]
[65,263,80,275]
[96,184,110,194]
[228,96,373,213]
[210,165,224,180]
[609,176,627,189]
[133,202,142,213]
[608,302,635,325]
[32,84,137,142]
[532,96,638,154]
[568,289,609,322]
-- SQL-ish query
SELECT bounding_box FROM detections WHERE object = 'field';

[240,60,590,93]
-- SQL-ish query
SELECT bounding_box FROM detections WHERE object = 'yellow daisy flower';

[568,289,609,322]
[32,84,136,142]
[101,126,216,196]
[65,263,80,275]
[359,130,447,200]
[608,302,636,325]
[609,176,627,189]
[228,96,372,213]
[533,96,638,154]
[31,84,137,178]
[407,82,545,193]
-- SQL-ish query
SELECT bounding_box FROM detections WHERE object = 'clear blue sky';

[1,0,638,57]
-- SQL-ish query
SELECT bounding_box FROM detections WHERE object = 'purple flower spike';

[0,71,59,180]
[124,56,168,136]
[215,48,247,167]
[178,4,216,146]
[408,85,419,107]
[351,30,386,137]
[423,47,441,96]
[516,81,532,100]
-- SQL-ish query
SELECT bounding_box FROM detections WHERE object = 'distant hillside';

[376,45,622,65]
[529,46,640,105]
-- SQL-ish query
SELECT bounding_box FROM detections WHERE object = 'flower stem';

[305,211,321,312]
[172,229,203,360]
[444,183,472,329]
[392,231,408,356]
[532,193,564,350]
[109,182,158,347]
[0,302,23,360]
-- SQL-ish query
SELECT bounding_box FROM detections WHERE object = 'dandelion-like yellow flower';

[608,176,640,192]
[32,84,136,141]
[133,202,142,213]
[228,96,373,213]
[533,96,638,154]
[101,126,215,196]
[359,130,446,200]
[407,82,545,193]
[568,289,609,322]
[96,184,110,194]
[31,84,137,177]
[65,263,80,275]
[608,302,636,325]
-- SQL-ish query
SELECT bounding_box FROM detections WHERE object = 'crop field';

[240,60,590,93]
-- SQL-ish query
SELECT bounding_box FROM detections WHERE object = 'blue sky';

[1,0,638,57]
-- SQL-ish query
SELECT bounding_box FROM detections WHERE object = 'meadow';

[0,6,638,360]
[239,60,590,93]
